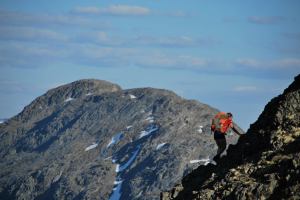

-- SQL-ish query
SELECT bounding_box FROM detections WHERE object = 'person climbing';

[211,112,241,162]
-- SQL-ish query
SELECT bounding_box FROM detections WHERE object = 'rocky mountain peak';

[14,79,121,123]
[162,74,300,199]
[48,79,122,97]
[0,79,242,200]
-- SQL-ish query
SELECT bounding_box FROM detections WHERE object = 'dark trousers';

[213,131,227,161]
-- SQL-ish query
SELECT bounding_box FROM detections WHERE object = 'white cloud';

[235,58,261,68]
[0,26,68,42]
[72,32,219,48]
[72,6,100,14]
[274,58,300,68]
[235,58,300,69]
[134,53,211,70]
[0,41,70,69]
[0,9,109,29]
[73,5,151,16]
[134,35,219,48]
[248,16,285,25]
[0,80,41,94]
[233,86,257,92]
[73,31,125,46]
[104,4,150,16]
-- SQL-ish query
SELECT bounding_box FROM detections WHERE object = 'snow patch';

[129,94,136,99]
[156,143,167,150]
[107,132,124,148]
[52,171,63,183]
[145,116,154,123]
[86,92,93,96]
[116,146,141,173]
[114,180,123,185]
[104,156,112,161]
[64,97,74,102]
[0,119,8,124]
[136,191,143,198]
[146,111,153,117]
[198,125,204,133]
[190,159,207,164]
[115,164,120,173]
[109,180,122,200]
[139,124,159,139]
[85,143,98,151]
[209,160,217,165]
[126,125,133,130]
[190,158,216,166]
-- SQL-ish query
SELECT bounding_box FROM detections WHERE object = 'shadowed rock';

[161,74,300,200]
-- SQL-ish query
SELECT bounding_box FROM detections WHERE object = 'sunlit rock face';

[0,79,242,200]
[162,74,300,200]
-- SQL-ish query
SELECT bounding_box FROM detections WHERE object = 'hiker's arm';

[232,126,242,135]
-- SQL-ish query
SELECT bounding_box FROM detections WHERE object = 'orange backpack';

[211,112,232,133]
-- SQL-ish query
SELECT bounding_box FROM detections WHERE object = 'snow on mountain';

[0,79,241,200]
[129,94,137,99]
[52,171,63,183]
[84,143,98,151]
[139,124,159,139]
[162,75,300,200]
[145,116,154,123]
[115,145,141,173]
[189,158,216,166]
[107,132,124,148]
[197,125,203,133]
[64,97,74,102]
[156,143,167,150]
[0,119,7,124]
[109,180,122,200]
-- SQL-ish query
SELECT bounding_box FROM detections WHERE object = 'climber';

[211,112,241,162]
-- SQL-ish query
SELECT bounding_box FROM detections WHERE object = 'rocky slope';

[0,79,242,200]
[161,74,300,200]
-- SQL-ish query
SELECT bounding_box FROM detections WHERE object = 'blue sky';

[0,0,299,130]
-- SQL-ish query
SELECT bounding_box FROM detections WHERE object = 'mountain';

[0,119,7,124]
[161,74,300,199]
[0,79,243,200]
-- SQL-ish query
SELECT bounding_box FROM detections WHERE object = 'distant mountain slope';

[0,79,242,200]
[162,74,300,200]
[0,119,7,124]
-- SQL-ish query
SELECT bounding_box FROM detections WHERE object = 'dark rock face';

[0,79,241,200]
[161,74,300,200]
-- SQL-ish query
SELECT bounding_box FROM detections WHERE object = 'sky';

[0,0,299,130]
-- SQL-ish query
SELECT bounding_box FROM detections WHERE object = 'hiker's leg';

[214,138,227,161]
[217,138,227,156]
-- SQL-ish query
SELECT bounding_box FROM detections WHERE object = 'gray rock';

[162,74,300,200]
[0,79,241,200]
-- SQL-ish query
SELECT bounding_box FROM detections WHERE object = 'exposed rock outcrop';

[161,74,300,200]
[0,79,242,200]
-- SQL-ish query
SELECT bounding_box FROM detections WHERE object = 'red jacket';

[211,112,233,134]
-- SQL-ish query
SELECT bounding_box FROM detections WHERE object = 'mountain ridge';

[161,74,300,199]
[0,79,242,200]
